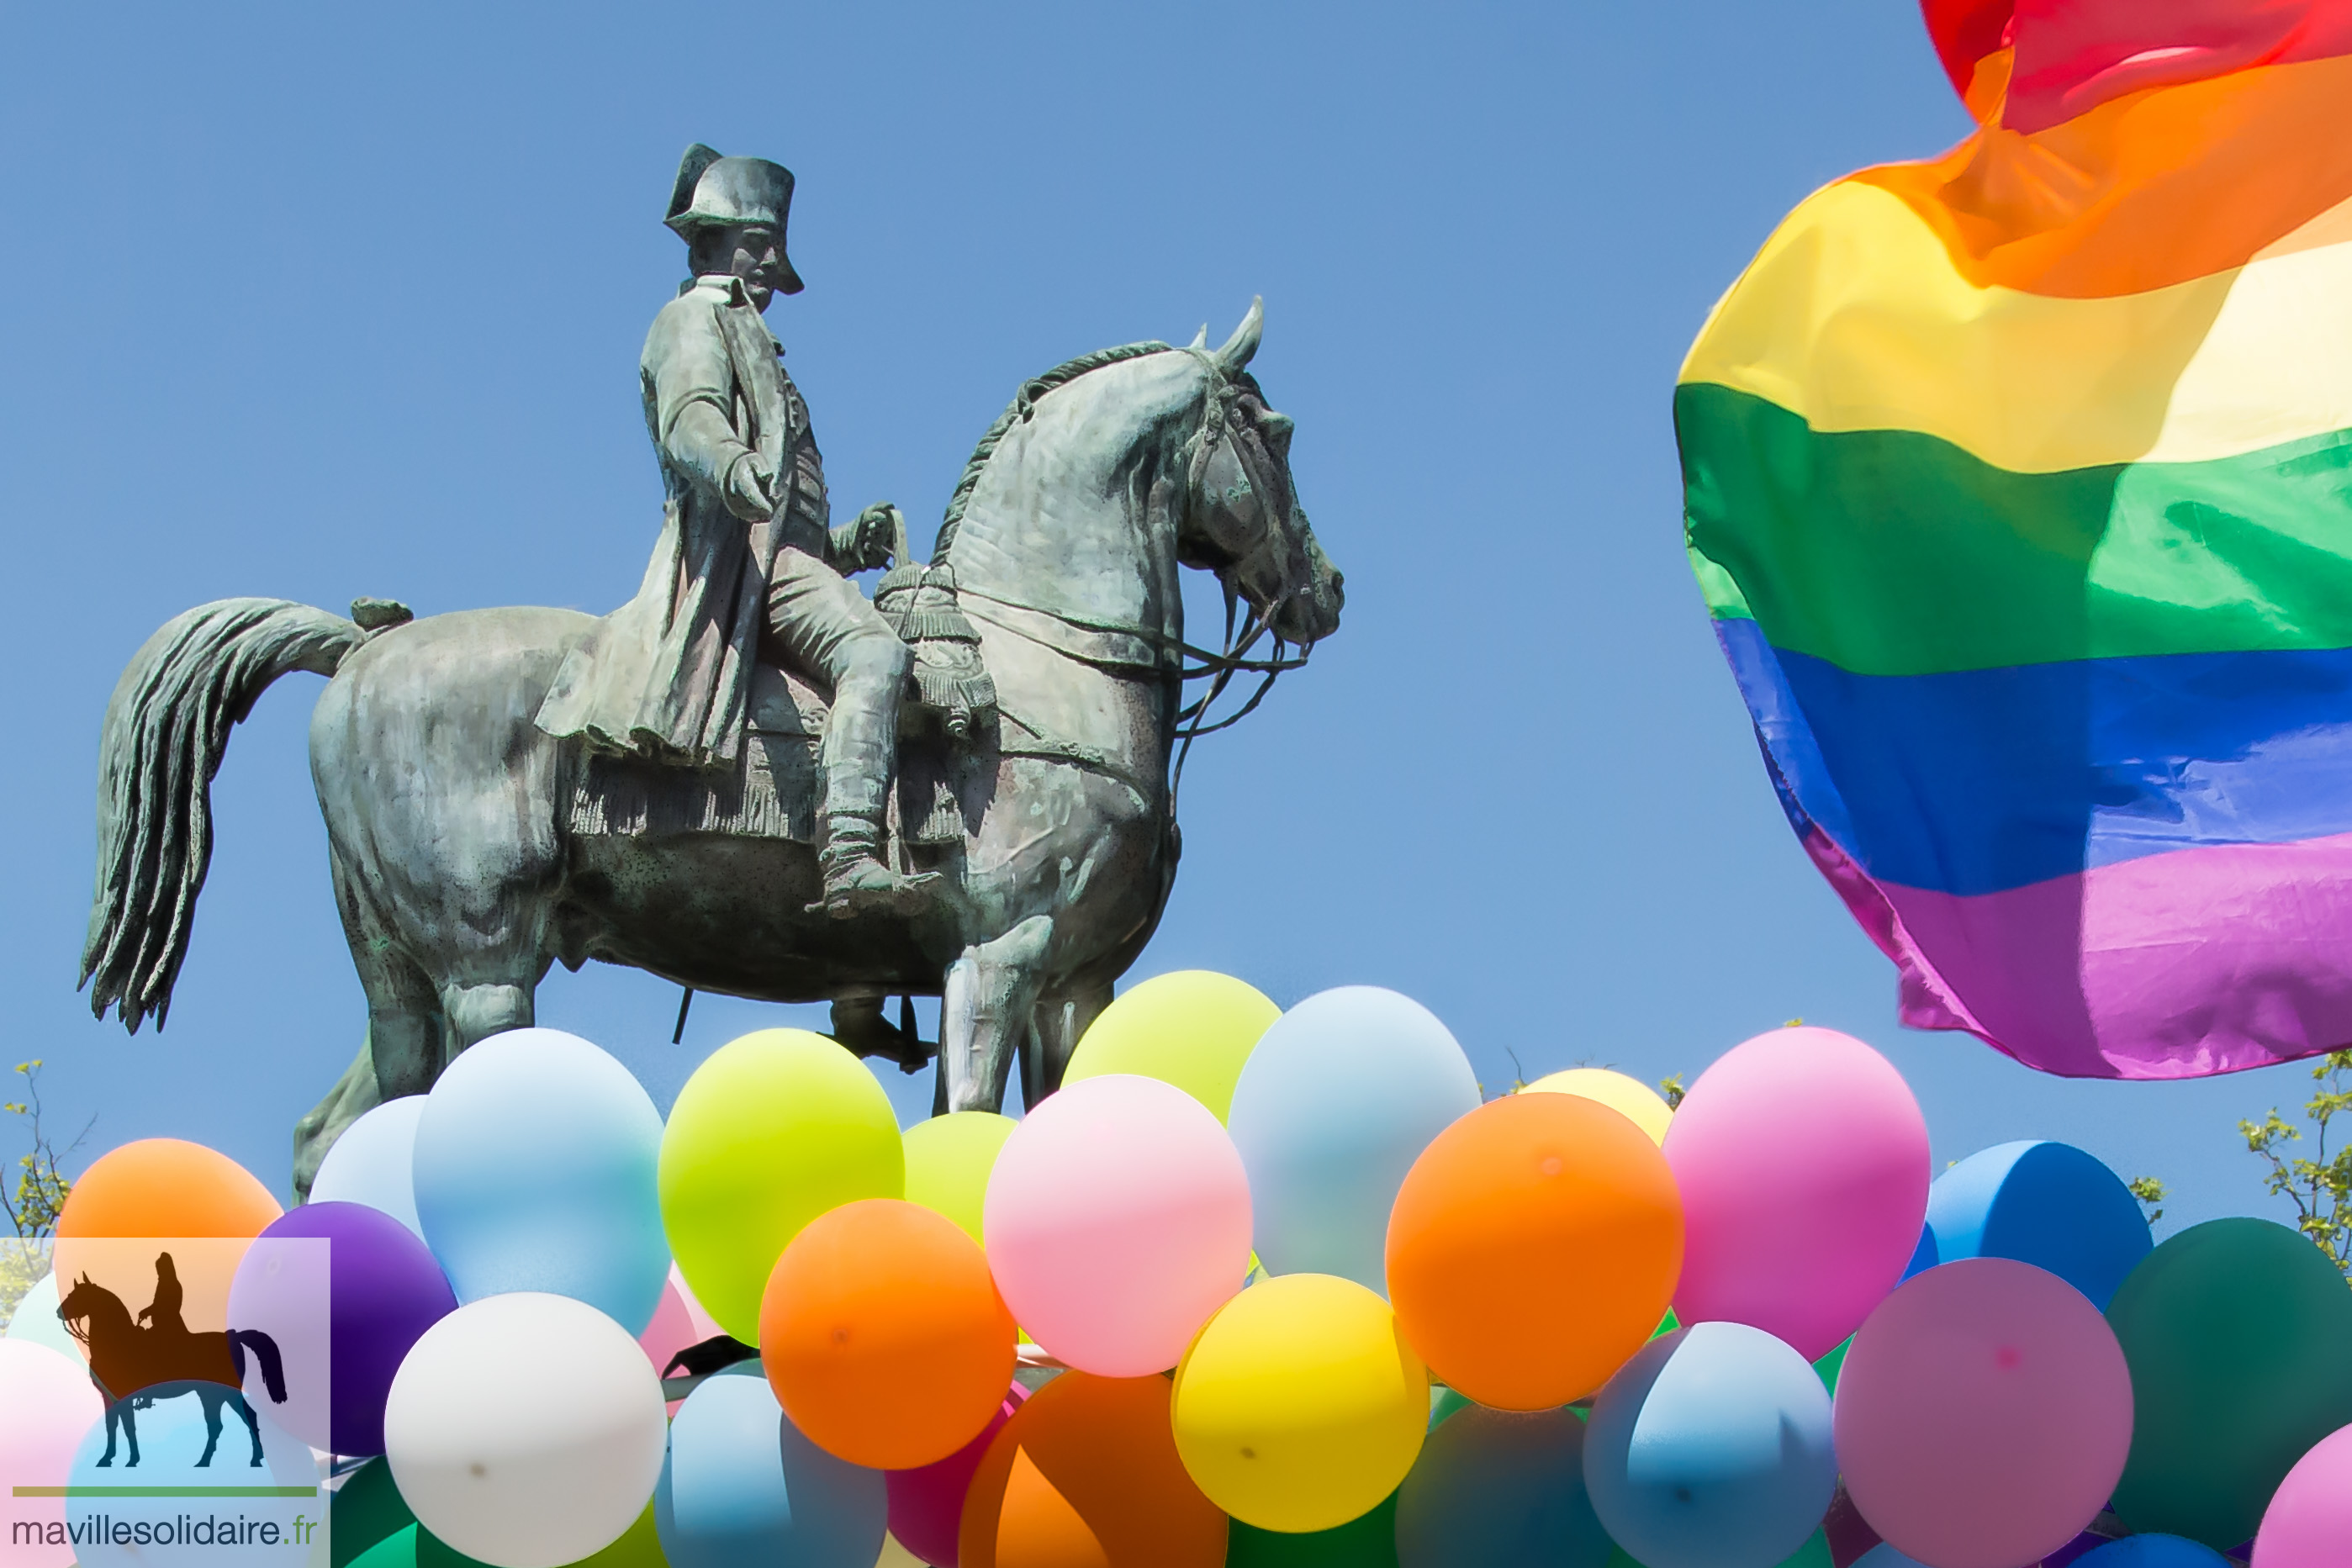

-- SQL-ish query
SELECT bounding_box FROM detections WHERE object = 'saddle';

[566,555,997,849]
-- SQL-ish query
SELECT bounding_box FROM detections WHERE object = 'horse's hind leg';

[1023,981,1113,1110]
[230,1391,265,1467]
[293,870,447,1194]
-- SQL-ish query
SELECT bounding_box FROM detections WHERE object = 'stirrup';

[808,855,941,918]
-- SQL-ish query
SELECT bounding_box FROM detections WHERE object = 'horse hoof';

[95,1458,112,1469]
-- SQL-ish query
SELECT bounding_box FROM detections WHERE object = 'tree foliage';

[2240,1049,2352,1276]
[1,1060,87,1323]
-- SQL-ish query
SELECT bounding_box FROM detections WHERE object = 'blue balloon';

[1226,986,1480,1292]
[1396,1404,1613,1568]
[2074,1536,2235,1567]
[68,1381,318,1567]
[412,1027,669,1334]
[1927,1141,2151,1310]
[656,1367,886,1568]
[1900,1222,1938,1280]
[1850,1548,1927,1568]
[311,1094,427,1238]
[1583,1323,1837,1568]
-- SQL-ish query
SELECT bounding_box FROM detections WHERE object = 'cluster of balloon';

[21,975,2352,1568]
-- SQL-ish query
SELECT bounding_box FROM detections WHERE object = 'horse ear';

[1215,297,1264,372]
[1187,324,1208,350]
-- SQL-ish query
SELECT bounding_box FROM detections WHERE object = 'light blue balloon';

[311,1094,427,1238]
[1227,986,1481,1292]
[656,1366,886,1568]
[1396,1404,1613,1568]
[68,1381,318,1566]
[5,1270,81,1359]
[1850,1548,1927,1568]
[412,1028,669,1334]
[1583,1323,1837,1568]
[2075,1536,2234,1567]
[1927,1140,2151,1311]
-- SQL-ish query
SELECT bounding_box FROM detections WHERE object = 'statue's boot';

[811,670,938,917]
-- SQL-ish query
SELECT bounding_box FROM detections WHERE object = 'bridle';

[947,348,1319,818]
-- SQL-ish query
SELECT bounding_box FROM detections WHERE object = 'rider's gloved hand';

[723,451,780,521]
[832,503,900,573]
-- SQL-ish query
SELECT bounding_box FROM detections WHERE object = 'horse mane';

[930,340,1177,563]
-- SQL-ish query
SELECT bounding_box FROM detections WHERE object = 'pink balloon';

[1835,1258,2133,1568]
[886,1381,1028,1566]
[638,1265,718,1414]
[0,1340,104,1567]
[1665,1027,1929,1359]
[983,1074,1253,1376]
[2254,1420,2352,1567]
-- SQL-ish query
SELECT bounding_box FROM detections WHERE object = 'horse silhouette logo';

[55,1253,289,1468]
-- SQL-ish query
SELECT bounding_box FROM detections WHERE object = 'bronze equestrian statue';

[79,145,1344,1192]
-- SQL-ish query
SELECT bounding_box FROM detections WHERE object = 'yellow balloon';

[901,1111,1018,1244]
[658,1029,904,1344]
[1518,1068,1674,1145]
[876,1532,924,1567]
[1171,1272,1429,1532]
[1062,970,1280,1122]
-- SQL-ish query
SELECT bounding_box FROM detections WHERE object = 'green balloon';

[2108,1217,2352,1549]
[1229,1489,1399,1568]
[1812,1336,1852,1396]
[1606,1528,1827,1568]
[350,1526,422,1568]
[332,1458,416,1568]
[1429,1385,1473,1429]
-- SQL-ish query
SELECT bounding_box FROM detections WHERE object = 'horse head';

[1181,299,1344,652]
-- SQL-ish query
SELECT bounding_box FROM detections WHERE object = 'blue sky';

[0,2,2316,1235]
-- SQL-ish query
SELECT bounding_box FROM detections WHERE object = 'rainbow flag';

[1679,0,2352,1079]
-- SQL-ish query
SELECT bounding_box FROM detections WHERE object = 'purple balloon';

[235,1201,456,1456]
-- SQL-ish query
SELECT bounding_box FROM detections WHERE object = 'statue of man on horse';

[79,144,1345,1191]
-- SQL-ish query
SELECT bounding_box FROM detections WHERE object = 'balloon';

[352,1513,668,1568]
[1061,970,1281,1121]
[1847,1550,1925,1568]
[2251,1420,2352,1568]
[1428,1385,1472,1428]
[1833,1258,2131,1568]
[1393,1405,1613,1568]
[0,1340,103,1568]
[983,1074,1250,1376]
[1663,1027,1929,1360]
[66,1373,316,1567]
[2075,1537,2235,1567]
[5,1272,81,1359]
[2106,1218,2352,1548]
[414,1028,669,1336]
[885,1381,1026,1568]
[1926,1141,2152,1311]
[959,1370,1226,1568]
[656,1365,886,1568]
[384,1291,668,1568]
[1228,986,1481,1292]
[640,1265,714,1414]
[333,1454,420,1568]
[1229,1491,1401,1567]
[54,1138,281,1321]
[901,1112,1018,1244]
[1171,1272,1428,1533]
[660,1028,904,1344]
[231,1201,454,1457]
[312,1095,429,1238]
[1386,1093,1683,1408]
[761,1197,1017,1470]
[1519,1069,1673,1145]
[1583,1323,1837,1568]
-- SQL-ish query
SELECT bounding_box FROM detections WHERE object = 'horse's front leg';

[97,1402,118,1467]
[121,1402,140,1468]
[940,916,1054,1113]
[1023,982,1113,1109]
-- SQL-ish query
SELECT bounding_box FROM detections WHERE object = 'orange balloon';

[1385,1093,1683,1409]
[55,1138,282,1241]
[760,1197,1017,1470]
[959,1371,1228,1568]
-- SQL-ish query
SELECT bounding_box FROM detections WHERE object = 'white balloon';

[311,1095,427,1238]
[385,1292,666,1568]
[4,1274,82,1360]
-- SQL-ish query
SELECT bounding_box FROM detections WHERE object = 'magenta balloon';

[1834,1258,2132,1568]
[1664,1027,1928,1359]
[2253,1420,2352,1568]
[885,1381,1028,1566]
[983,1074,1253,1376]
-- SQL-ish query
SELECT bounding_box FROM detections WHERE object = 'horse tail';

[229,1329,289,1405]
[81,599,368,1031]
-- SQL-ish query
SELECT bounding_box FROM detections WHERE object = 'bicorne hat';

[664,143,804,294]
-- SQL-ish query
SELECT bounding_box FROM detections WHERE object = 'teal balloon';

[2107,1218,2352,1549]
[1227,1489,1399,1567]
[1226,986,1481,1293]
[351,1526,424,1568]
[332,1456,418,1568]
[1583,1324,1836,1568]
[1927,1141,2150,1310]
[655,1367,884,1568]
[412,1028,670,1335]
[2075,1536,2234,1567]
[1428,1386,1472,1429]
[1396,1405,1611,1568]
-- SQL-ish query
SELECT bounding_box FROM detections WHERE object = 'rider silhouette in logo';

[536,143,936,917]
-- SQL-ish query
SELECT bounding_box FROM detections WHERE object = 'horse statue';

[56,1270,289,1468]
[80,301,1343,1189]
